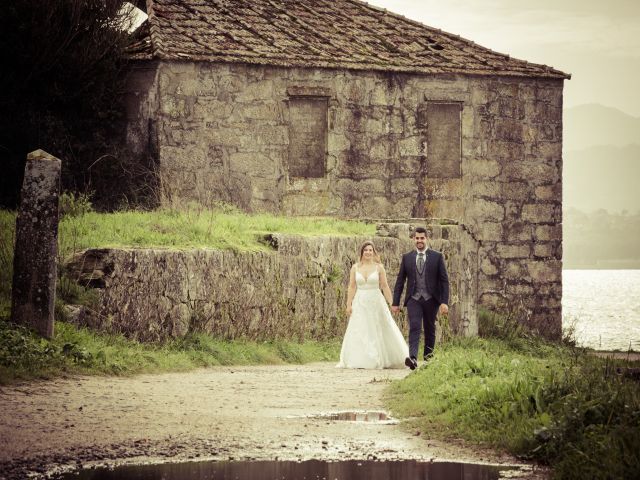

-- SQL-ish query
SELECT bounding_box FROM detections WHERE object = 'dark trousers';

[406,297,438,360]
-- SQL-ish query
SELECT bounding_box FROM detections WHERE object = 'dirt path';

[0,363,547,479]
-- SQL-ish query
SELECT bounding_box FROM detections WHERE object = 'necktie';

[417,252,424,273]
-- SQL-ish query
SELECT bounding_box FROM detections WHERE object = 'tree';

[0,1,141,209]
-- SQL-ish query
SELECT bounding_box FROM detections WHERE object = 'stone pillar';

[11,149,61,338]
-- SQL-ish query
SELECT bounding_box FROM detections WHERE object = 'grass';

[385,312,640,480]
[1,204,373,267]
[55,205,373,255]
[0,318,341,385]
[0,210,14,319]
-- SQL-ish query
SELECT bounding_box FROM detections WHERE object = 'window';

[288,96,328,178]
[420,102,462,178]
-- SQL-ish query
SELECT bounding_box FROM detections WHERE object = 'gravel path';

[0,363,547,479]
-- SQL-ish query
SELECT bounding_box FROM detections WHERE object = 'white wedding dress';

[336,268,409,369]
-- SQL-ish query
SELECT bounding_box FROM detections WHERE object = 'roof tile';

[127,0,570,79]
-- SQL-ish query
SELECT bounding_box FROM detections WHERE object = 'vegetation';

[386,310,640,479]
[1,201,372,259]
[0,1,145,209]
[56,206,372,254]
[0,319,340,385]
[0,210,14,319]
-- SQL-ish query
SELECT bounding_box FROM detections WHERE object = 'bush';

[527,357,640,478]
[59,191,94,218]
[386,336,640,480]
[0,1,143,209]
[0,211,15,316]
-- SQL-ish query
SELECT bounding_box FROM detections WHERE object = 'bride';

[337,241,409,369]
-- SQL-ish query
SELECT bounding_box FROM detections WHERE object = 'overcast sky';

[368,0,640,116]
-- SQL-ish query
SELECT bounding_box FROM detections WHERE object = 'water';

[54,459,521,480]
[301,410,398,424]
[563,269,640,351]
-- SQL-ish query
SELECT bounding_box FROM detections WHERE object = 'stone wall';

[125,62,563,337]
[464,78,563,338]
[66,228,477,342]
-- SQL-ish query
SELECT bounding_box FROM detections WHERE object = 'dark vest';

[411,254,431,301]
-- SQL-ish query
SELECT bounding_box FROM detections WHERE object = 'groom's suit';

[392,249,450,360]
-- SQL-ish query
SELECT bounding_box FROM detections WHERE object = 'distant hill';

[564,104,640,151]
[563,144,640,213]
[564,208,640,269]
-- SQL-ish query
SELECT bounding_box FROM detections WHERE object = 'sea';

[563,269,640,351]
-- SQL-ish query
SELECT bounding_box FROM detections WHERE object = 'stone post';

[11,149,61,338]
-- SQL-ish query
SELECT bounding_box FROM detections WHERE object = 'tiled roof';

[127,18,153,58]
[126,0,570,79]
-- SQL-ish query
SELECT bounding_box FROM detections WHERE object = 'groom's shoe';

[419,354,433,369]
[405,357,417,370]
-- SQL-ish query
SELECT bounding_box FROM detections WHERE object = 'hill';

[563,144,640,213]
[564,104,640,151]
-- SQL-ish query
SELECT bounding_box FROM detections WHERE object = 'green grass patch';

[56,206,372,254]
[0,318,341,385]
[0,210,14,317]
[385,336,640,479]
[1,204,373,263]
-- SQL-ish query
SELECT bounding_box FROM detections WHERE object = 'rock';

[64,305,87,325]
[11,149,61,338]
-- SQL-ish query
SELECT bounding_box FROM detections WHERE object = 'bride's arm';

[345,264,357,316]
[378,264,393,306]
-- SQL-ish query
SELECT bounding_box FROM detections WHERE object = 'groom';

[391,227,450,370]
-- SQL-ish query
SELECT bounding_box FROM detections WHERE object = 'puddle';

[54,459,523,480]
[297,410,398,424]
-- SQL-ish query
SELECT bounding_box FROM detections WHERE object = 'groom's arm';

[392,255,407,307]
[438,253,450,306]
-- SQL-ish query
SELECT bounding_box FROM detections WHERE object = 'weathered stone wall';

[125,61,563,337]
[464,78,563,338]
[67,229,477,342]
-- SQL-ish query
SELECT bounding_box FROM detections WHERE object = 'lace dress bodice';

[355,268,379,290]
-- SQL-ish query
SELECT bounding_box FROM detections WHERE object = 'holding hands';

[391,304,448,315]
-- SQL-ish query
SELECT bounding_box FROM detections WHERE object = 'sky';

[367,0,640,117]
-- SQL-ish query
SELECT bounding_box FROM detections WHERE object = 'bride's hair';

[359,240,381,263]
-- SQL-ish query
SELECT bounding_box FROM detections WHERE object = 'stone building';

[124,0,569,337]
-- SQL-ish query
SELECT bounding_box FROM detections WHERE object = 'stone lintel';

[286,85,333,97]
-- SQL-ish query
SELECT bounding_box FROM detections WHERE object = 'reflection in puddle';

[310,410,396,423]
[55,459,521,480]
